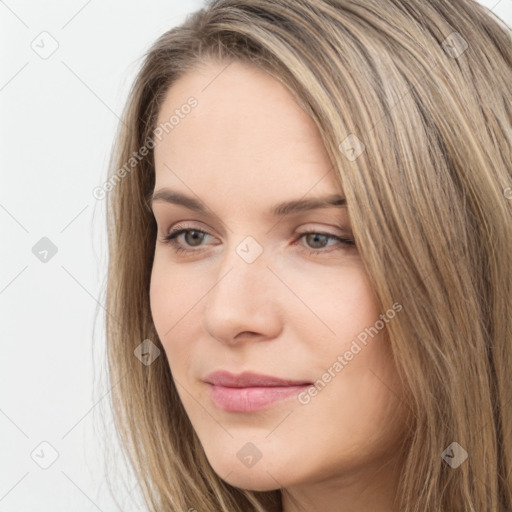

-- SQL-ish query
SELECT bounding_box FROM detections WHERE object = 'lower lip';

[207,383,311,412]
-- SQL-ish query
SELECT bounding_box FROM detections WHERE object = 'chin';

[202,446,286,491]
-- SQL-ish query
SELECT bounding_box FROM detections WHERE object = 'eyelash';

[160,226,355,257]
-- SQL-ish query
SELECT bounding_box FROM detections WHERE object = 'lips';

[204,370,312,387]
[203,370,313,412]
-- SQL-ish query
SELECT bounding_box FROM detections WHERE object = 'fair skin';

[149,59,410,512]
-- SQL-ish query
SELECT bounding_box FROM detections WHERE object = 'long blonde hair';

[102,1,512,510]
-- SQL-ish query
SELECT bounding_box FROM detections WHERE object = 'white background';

[1,1,511,510]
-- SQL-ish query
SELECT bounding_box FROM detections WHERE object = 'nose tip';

[202,259,283,346]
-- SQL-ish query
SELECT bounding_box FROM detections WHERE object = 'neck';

[281,451,404,512]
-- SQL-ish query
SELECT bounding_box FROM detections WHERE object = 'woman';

[103,1,512,510]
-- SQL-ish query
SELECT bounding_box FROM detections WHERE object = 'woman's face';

[149,59,409,504]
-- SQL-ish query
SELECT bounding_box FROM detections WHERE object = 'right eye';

[159,226,216,255]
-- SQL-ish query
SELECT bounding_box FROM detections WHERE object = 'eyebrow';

[149,188,347,217]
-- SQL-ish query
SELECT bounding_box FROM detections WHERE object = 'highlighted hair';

[102,1,512,510]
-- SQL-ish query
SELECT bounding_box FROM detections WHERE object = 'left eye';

[160,228,355,256]
[300,232,353,251]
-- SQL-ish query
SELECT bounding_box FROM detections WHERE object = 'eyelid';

[163,222,351,241]
[295,224,352,237]
[153,208,228,238]
[160,222,355,257]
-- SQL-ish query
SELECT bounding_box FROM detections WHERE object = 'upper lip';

[204,370,312,388]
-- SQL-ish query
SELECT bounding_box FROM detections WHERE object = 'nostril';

[233,331,261,341]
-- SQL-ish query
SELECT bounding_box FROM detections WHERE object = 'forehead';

[153,59,342,201]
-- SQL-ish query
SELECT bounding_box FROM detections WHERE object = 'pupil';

[307,233,327,249]
[185,230,204,246]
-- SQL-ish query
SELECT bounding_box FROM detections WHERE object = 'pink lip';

[203,370,312,412]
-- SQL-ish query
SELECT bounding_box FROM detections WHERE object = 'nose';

[202,244,283,346]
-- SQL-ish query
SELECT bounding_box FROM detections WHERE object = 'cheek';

[149,252,200,326]
[329,271,380,334]
[291,263,382,360]
[325,272,399,397]
[298,268,403,435]
[149,257,198,363]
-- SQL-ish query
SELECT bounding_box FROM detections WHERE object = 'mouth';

[203,370,313,412]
